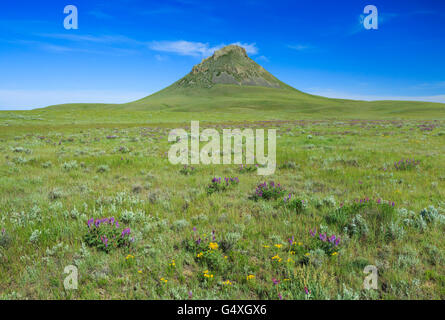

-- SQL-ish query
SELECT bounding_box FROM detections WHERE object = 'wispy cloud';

[256,55,269,62]
[411,81,445,90]
[9,33,259,58]
[148,40,258,57]
[37,33,140,45]
[154,54,168,61]
[287,44,311,51]
[139,6,184,16]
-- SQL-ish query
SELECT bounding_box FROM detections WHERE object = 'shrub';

[29,229,41,244]
[328,199,397,239]
[0,228,11,248]
[308,227,341,256]
[132,184,143,194]
[97,164,110,173]
[42,161,52,168]
[120,209,144,224]
[48,188,64,200]
[84,217,133,253]
[62,160,78,171]
[220,232,242,251]
[384,221,405,241]
[206,177,239,195]
[250,181,285,201]
[172,219,190,231]
[308,248,326,268]
[393,159,419,170]
[344,214,369,238]
[420,205,444,224]
[198,249,227,272]
[283,194,307,214]
[398,208,427,231]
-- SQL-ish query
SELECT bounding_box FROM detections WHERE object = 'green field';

[0,105,444,299]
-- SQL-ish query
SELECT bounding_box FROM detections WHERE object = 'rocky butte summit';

[174,44,286,89]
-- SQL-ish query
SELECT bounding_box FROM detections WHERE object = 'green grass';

[0,115,444,300]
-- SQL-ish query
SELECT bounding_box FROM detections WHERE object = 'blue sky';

[1,0,445,109]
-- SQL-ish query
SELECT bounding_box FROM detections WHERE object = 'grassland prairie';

[0,112,444,299]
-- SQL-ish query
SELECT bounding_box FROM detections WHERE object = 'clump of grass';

[97,164,110,173]
[0,228,11,248]
[179,165,196,175]
[238,164,257,173]
[279,161,298,170]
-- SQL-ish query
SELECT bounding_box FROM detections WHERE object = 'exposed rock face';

[175,45,284,89]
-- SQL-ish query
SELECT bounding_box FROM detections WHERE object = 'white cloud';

[154,54,168,61]
[29,35,259,57]
[231,42,258,55]
[256,55,269,62]
[148,40,258,57]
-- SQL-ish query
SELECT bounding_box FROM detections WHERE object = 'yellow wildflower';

[246,274,255,281]
[223,280,232,285]
[331,252,338,256]
[274,244,282,249]
[197,252,203,258]
[209,242,219,250]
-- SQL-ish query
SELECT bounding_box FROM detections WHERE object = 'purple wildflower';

[309,227,317,237]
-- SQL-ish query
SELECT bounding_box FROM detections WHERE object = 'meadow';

[0,112,444,300]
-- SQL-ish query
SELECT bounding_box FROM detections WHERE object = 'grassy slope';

[1,84,441,127]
